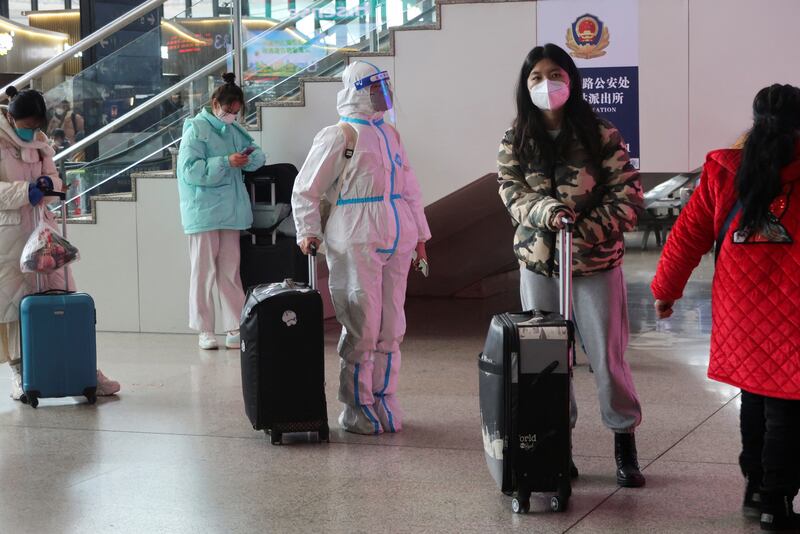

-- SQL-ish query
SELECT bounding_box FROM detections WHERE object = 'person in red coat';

[652,84,800,532]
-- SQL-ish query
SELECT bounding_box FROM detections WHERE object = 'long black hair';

[512,44,603,171]
[5,86,47,127]
[211,72,244,107]
[736,84,800,231]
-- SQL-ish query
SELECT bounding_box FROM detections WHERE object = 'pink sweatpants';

[188,230,245,333]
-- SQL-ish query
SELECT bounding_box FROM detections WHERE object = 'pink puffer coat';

[0,109,70,323]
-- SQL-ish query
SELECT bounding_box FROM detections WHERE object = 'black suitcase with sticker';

[478,222,575,513]
[240,247,329,445]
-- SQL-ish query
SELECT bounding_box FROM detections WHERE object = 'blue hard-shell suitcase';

[18,194,97,408]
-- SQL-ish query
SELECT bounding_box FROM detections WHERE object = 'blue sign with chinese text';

[580,66,639,169]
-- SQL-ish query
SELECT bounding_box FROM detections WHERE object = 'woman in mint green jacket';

[177,73,265,350]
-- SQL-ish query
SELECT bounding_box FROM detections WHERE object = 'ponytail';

[736,84,800,231]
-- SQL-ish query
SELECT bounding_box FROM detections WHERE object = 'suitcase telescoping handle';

[558,217,574,322]
[249,177,277,246]
[33,190,70,294]
[308,243,318,291]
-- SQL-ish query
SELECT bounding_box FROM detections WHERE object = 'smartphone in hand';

[240,146,256,156]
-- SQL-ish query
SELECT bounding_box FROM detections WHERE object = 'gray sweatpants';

[520,265,642,433]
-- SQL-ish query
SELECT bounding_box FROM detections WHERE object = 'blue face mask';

[15,128,36,142]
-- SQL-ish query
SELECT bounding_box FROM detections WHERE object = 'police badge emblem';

[565,13,610,60]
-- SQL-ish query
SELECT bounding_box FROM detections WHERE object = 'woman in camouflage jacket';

[498,44,646,488]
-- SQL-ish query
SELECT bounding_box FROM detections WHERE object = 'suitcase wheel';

[511,496,530,514]
[270,432,282,446]
[550,495,569,513]
[84,387,97,405]
[27,393,39,409]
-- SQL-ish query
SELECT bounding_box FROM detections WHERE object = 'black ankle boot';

[615,432,645,488]
[743,478,763,519]
[760,492,800,532]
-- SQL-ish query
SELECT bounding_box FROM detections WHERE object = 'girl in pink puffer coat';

[0,86,119,400]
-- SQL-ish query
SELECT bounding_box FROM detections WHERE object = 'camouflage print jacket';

[497,120,643,277]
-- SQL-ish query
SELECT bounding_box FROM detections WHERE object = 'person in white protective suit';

[292,61,431,435]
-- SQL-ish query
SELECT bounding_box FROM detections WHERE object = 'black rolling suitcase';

[240,234,308,290]
[240,169,307,290]
[479,221,575,514]
[240,246,329,445]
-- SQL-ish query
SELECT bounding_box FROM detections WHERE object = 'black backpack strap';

[715,200,742,261]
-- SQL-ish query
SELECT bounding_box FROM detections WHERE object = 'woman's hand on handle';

[655,299,675,319]
[300,237,321,255]
[551,209,575,230]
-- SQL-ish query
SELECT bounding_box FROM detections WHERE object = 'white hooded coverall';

[292,61,431,434]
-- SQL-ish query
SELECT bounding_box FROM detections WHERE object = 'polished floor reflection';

[0,249,789,533]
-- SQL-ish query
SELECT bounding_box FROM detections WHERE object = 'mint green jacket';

[177,108,266,234]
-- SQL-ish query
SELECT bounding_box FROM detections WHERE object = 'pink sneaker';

[96,369,120,396]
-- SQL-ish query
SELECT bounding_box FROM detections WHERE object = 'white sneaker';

[225,330,240,350]
[10,365,23,401]
[199,332,218,350]
[95,369,120,396]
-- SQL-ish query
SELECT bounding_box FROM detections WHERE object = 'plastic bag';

[20,218,80,274]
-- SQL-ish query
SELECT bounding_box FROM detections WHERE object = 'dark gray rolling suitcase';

[240,172,307,290]
[479,221,575,513]
[240,246,329,445]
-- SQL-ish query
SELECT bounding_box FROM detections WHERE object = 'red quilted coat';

[652,144,800,400]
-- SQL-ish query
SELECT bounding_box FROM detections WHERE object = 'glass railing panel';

[58,61,229,219]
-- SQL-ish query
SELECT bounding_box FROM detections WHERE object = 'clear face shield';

[354,70,395,120]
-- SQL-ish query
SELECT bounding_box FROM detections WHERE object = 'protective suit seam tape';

[381,396,396,432]
[378,352,392,395]
[376,123,401,255]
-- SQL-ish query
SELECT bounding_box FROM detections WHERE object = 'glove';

[28,183,44,206]
[36,176,54,192]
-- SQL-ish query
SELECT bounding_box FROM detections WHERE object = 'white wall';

[688,0,800,166]
[639,0,689,172]
[394,2,536,203]
[69,202,141,332]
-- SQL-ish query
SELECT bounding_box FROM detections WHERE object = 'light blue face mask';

[15,127,36,142]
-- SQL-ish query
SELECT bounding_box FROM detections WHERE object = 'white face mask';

[530,79,570,111]
[214,107,237,124]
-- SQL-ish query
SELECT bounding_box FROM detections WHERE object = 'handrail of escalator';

[1,0,168,100]
[54,0,336,165]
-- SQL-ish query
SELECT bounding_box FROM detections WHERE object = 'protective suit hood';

[336,61,388,121]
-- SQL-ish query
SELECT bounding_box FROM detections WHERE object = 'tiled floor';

[0,249,791,533]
